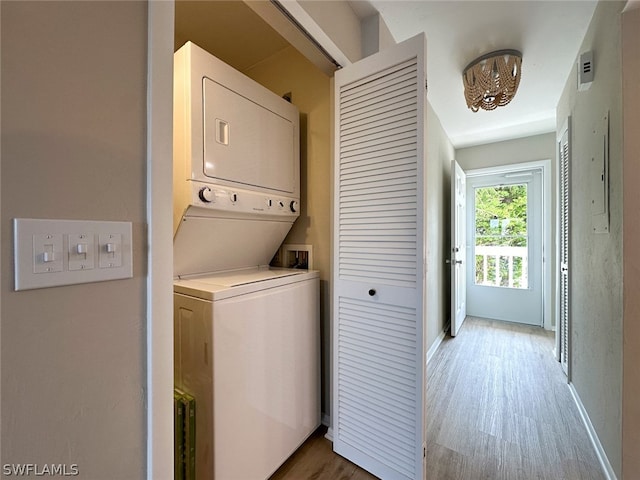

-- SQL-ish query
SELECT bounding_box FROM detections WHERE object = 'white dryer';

[172,42,320,480]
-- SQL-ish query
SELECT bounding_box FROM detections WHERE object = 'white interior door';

[450,160,467,336]
[332,34,427,480]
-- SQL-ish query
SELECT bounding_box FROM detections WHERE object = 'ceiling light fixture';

[463,49,522,112]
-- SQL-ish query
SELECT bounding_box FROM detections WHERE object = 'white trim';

[146,2,175,479]
[465,160,554,331]
[568,383,617,480]
[466,160,549,179]
[277,1,352,67]
[325,428,334,442]
[427,325,448,364]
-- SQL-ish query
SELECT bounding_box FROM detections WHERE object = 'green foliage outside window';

[475,184,528,246]
[474,184,528,288]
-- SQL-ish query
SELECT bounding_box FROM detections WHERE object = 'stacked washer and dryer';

[173,42,320,480]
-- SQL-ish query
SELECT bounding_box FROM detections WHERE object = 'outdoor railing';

[474,245,528,289]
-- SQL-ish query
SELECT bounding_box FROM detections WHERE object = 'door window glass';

[474,184,528,288]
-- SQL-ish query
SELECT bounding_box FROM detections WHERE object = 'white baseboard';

[427,324,449,364]
[324,427,333,442]
[568,383,618,480]
[322,413,333,441]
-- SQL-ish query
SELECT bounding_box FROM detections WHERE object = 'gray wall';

[556,1,625,476]
[455,132,556,171]
[1,2,148,478]
[426,102,454,350]
[622,5,640,479]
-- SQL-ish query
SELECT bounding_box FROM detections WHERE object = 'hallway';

[273,317,605,479]
[426,317,604,479]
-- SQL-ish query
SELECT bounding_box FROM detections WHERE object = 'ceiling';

[351,0,598,148]
[176,0,599,149]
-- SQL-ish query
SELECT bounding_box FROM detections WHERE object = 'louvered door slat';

[342,107,417,136]
[559,121,571,375]
[340,58,418,98]
[341,116,417,143]
[333,34,427,480]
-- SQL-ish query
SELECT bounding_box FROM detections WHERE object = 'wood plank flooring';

[270,317,605,480]
[426,317,604,480]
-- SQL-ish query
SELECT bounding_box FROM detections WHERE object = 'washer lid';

[174,267,318,301]
[173,208,294,278]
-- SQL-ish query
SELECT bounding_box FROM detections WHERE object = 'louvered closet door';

[333,34,427,480]
[559,121,571,376]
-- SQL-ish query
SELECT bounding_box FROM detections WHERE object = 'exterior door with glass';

[466,169,543,326]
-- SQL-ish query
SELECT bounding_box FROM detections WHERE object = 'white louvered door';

[559,120,571,376]
[332,34,427,480]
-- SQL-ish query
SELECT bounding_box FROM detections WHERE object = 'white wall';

[556,1,625,476]
[1,2,147,478]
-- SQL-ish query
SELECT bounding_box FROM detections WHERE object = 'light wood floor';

[270,317,605,480]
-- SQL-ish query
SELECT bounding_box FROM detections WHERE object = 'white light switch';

[33,233,63,273]
[14,219,132,291]
[99,234,123,268]
[68,233,94,271]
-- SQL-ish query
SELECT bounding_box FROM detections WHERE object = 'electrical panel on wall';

[14,218,133,290]
[591,112,610,233]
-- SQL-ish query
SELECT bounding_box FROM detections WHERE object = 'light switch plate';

[33,233,63,273]
[68,233,94,271]
[14,218,133,291]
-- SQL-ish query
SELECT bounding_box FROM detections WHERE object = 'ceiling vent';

[578,50,594,91]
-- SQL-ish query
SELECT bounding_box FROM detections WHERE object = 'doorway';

[464,161,552,329]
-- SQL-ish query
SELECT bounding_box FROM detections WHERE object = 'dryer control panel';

[189,181,299,218]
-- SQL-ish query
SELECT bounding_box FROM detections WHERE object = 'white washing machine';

[174,267,319,480]
[172,41,320,480]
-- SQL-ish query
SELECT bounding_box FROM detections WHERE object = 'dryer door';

[203,78,296,194]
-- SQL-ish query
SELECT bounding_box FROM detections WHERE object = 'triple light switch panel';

[13,218,132,291]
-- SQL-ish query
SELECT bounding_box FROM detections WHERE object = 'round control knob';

[266,198,273,208]
[278,200,285,209]
[229,193,238,203]
[290,200,299,213]
[368,289,376,297]
[199,187,214,203]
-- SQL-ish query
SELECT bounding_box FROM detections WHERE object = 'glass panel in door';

[474,184,528,289]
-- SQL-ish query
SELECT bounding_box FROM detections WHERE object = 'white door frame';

[146,2,174,479]
[465,160,553,331]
